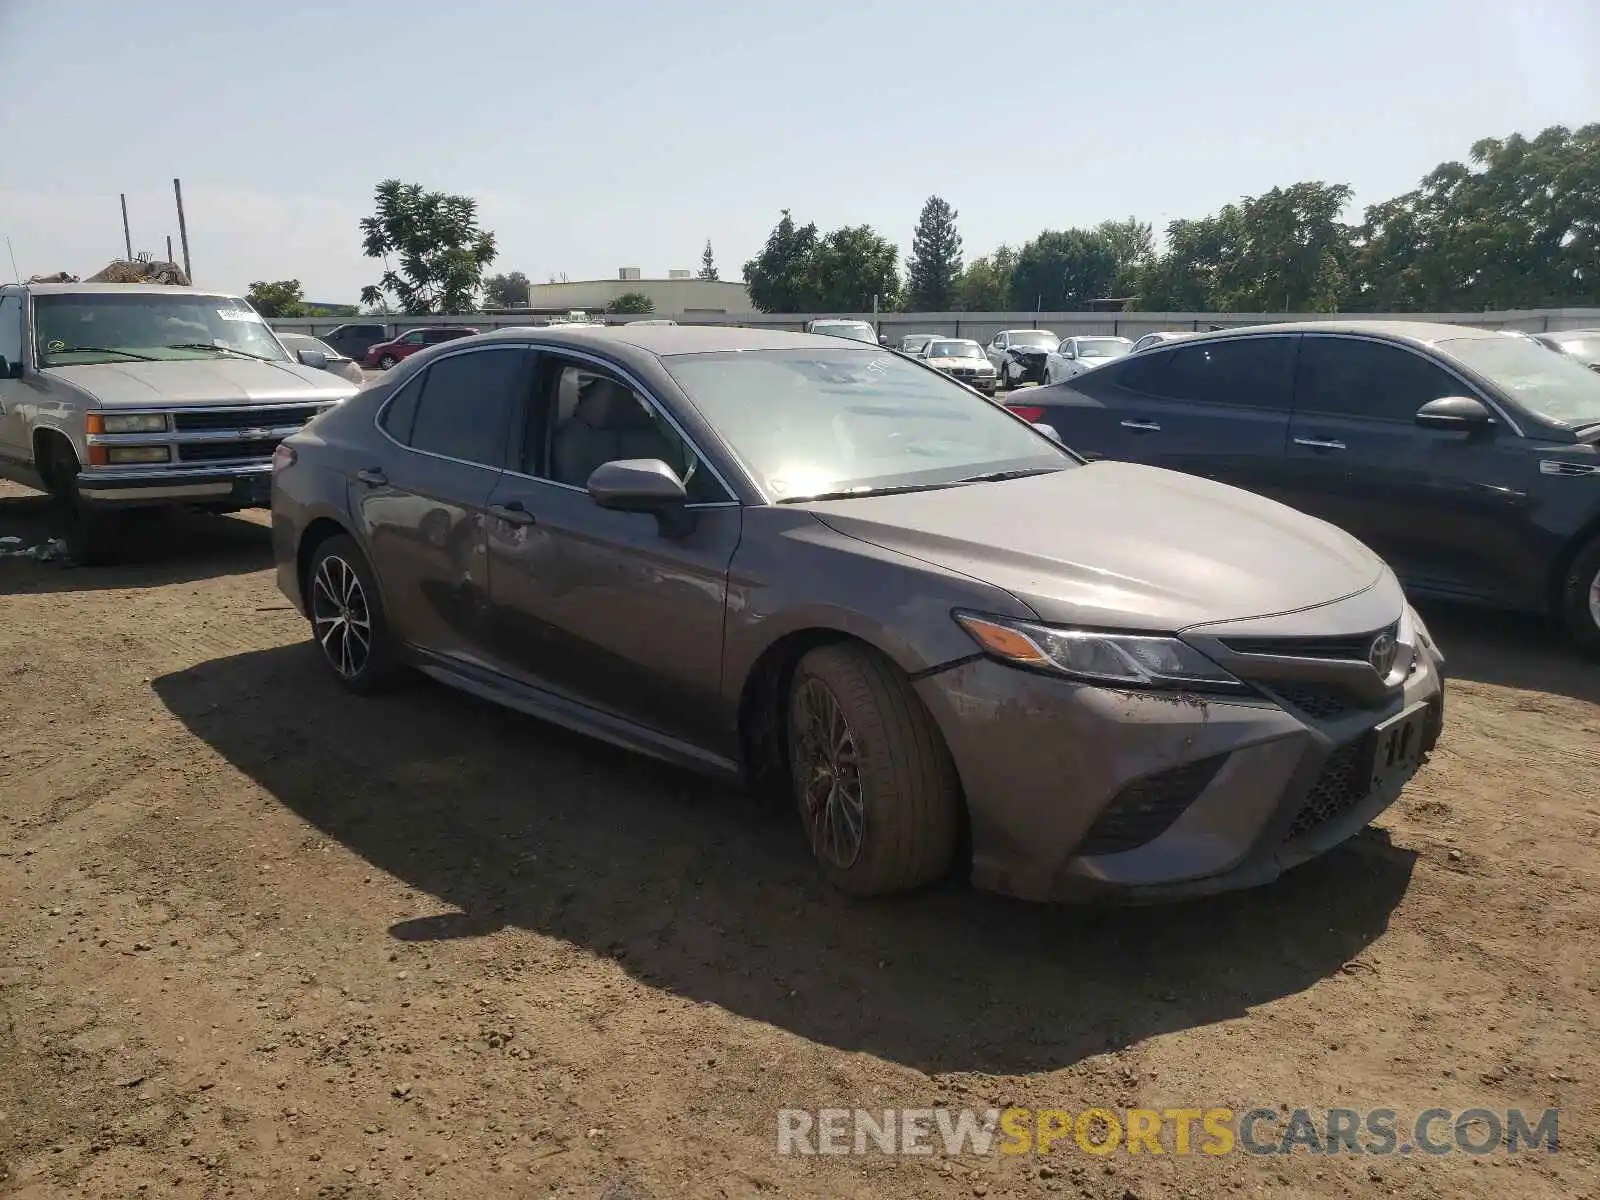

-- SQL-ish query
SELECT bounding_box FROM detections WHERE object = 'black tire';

[378,354,397,370]
[305,535,408,693]
[786,644,961,895]
[1559,535,1600,656]
[38,436,125,565]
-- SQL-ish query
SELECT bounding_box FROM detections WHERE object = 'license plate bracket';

[1369,701,1429,792]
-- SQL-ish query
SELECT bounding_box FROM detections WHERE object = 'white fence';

[268,307,1600,342]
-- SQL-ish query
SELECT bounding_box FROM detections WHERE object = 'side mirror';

[0,355,20,379]
[1416,395,1495,430]
[586,458,695,536]
[1032,422,1063,444]
[296,348,329,370]
[1060,349,1076,360]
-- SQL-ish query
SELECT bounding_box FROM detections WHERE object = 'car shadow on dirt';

[1414,600,1600,705]
[0,493,272,592]
[153,643,1417,1077]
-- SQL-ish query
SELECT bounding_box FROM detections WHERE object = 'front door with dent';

[483,353,743,751]
[354,345,530,666]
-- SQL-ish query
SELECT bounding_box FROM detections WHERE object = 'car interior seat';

[551,375,682,487]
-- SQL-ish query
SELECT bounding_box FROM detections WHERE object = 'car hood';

[1006,344,1054,355]
[41,358,358,407]
[799,461,1386,631]
[928,357,990,368]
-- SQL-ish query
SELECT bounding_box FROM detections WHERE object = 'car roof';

[460,323,872,356]
[20,283,246,297]
[1171,319,1508,348]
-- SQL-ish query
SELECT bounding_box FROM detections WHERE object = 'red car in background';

[362,325,478,369]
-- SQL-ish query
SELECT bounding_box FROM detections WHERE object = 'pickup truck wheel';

[1559,534,1600,657]
[37,437,124,565]
[306,535,407,693]
[786,644,961,896]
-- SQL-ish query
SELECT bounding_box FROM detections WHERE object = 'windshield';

[927,340,983,358]
[1440,336,1600,428]
[662,347,1072,500]
[1548,335,1600,367]
[1007,330,1059,349]
[282,334,338,357]
[1075,338,1132,359]
[813,322,877,343]
[33,293,290,366]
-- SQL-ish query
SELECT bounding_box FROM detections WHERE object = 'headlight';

[1407,605,1443,666]
[954,611,1246,692]
[101,412,168,434]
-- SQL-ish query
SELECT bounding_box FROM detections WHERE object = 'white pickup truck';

[0,282,359,560]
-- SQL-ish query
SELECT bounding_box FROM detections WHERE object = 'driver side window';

[526,358,728,503]
[402,330,426,345]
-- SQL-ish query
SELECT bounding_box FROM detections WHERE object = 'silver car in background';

[1043,335,1134,384]
[277,332,365,387]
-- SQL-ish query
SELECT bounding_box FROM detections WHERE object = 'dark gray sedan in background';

[271,326,1444,902]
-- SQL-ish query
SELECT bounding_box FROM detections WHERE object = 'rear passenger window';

[379,377,421,443]
[1295,337,1460,422]
[0,294,21,366]
[1141,337,1296,409]
[404,348,526,466]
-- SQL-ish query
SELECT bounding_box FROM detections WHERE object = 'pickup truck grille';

[173,405,324,432]
[178,439,283,463]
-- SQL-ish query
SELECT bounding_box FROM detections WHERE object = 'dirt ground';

[1,480,1596,1200]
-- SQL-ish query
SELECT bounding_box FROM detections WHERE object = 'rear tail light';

[1006,405,1045,422]
[272,443,297,472]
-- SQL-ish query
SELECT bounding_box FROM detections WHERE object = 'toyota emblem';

[1368,631,1397,676]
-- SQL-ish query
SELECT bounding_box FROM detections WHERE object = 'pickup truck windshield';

[33,293,291,367]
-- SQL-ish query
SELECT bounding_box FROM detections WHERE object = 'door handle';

[489,501,535,527]
[355,467,388,486]
[1121,419,1161,432]
[1292,437,1347,452]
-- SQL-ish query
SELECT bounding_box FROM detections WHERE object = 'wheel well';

[1547,518,1600,618]
[32,428,77,491]
[296,517,351,606]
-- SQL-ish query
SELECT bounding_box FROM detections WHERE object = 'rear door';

[354,344,531,664]
[1281,334,1532,601]
[1032,335,1297,495]
[482,351,743,750]
[0,292,28,466]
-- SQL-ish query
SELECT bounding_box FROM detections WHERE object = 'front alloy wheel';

[378,354,397,370]
[792,676,866,870]
[305,535,407,692]
[311,553,372,680]
[785,644,961,895]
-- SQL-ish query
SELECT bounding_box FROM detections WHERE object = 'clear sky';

[0,0,1594,303]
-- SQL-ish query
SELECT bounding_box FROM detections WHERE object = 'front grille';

[1287,740,1370,840]
[1223,623,1397,660]
[173,405,322,432]
[1263,682,1365,721]
[1077,753,1229,856]
[178,439,281,463]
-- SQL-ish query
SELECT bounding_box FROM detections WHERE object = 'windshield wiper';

[776,481,964,503]
[43,346,159,362]
[952,467,1065,484]
[164,342,277,362]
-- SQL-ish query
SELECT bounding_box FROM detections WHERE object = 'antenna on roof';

[4,236,18,283]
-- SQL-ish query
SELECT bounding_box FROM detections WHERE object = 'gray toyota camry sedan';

[270,326,1445,902]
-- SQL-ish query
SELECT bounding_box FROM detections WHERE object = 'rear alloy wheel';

[378,354,397,370]
[1560,534,1600,657]
[786,644,961,895]
[307,535,407,693]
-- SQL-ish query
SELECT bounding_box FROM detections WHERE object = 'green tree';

[698,240,719,281]
[1011,229,1122,310]
[606,291,654,314]
[1096,217,1155,294]
[906,195,963,311]
[807,225,901,311]
[1130,182,1354,312]
[303,303,358,318]
[956,245,1016,310]
[359,179,497,315]
[743,210,820,312]
[483,270,531,308]
[1352,124,1600,310]
[246,279,307,318]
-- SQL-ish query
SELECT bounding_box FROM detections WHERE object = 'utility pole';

[120,194,132,260]
[166,235,174,264]
[173,178,192,282]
